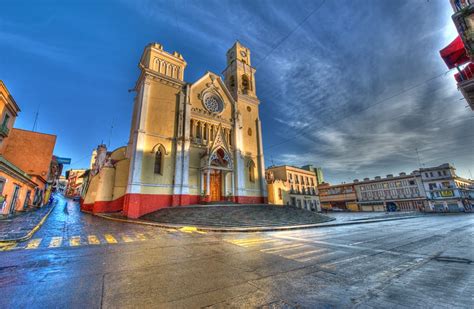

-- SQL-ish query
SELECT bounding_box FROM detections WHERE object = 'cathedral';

[81,42,267,218]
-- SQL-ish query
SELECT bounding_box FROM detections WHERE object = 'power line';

[265,69,454,150]
[255,0,326,68]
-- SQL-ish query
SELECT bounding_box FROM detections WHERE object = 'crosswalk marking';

[25,238,42,249]
[104,234,118,244]
[231,238,280,246]
[122,235,133,242]
[0,228,203,252]
[0,243,16,251]
[88,235,100,245]
[261,243,303,253]
[69,236,81,246]
[295,250,340,263]
[135,233,147,241]
[49,237,63,248]
[283,248,326,259]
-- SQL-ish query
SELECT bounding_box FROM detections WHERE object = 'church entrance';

[209,170,222,202]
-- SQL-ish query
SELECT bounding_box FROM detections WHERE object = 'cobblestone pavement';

[141,205,332,227]
[0,202,55,241]
[0,198,472,308]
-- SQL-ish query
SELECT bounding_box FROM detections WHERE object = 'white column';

[127,77,150,194]
[256,118,267,199]
[206,169,210,195]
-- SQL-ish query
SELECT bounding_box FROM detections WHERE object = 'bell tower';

[223,41,257,100]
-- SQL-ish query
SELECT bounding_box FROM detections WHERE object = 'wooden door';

[209,171,221,201]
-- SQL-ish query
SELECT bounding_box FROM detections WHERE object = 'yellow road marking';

[0,243,16,251]
[49,237,63,248]
[88,235,100,245]
[69,236,81,246]
[179,226,198,233]
[135,233,147,241]
[104,234,117,244]
[122,235,133,242]
[233,239,279,246]
[26,238,42,249]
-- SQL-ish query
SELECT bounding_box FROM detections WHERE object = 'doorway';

[209,170,222,202]
[9,185,20,214]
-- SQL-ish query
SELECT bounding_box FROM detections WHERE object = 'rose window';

[203,94,223,113]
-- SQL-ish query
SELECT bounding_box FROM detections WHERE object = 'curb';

[0,203,57,243]
[90,211,421,233]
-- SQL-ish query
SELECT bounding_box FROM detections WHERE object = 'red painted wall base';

[80,193,266,219]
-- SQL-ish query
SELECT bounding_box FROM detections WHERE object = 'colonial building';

[266,165,320,211]
[82,42,267,218]
[420,163,473,212]
[353,172,427,212]
[0,81,57,216]
[318,182,358,211]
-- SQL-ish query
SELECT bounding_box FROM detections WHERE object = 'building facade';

[301,165,324,185]
[420,163,473,212]
[354,172,427,212]
[0,81,57,216]
[266,165,320,211]
[318,182,358,211]
[82,42,267,218]
[65,169,87,198]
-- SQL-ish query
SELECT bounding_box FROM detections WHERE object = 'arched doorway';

[201,148,233,202]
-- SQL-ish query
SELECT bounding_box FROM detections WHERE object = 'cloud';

[120,0,473,183]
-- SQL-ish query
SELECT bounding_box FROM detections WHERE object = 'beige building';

[266,165,320,211]
[82,41,267,218]
[318,182,358,211]
[354,173,426,212]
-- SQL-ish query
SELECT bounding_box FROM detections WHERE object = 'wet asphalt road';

[0,196,473,308]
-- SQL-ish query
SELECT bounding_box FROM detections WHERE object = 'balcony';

[452,4,474,56]
[0,123,9,137]
[457,77,474,110]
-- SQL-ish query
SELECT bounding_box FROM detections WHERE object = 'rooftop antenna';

[415,148,425,168]
[108,117,115,148]
[32,105,40,132]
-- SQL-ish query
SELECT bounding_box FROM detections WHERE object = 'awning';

[440,35,469,69]
[455,63,474,82]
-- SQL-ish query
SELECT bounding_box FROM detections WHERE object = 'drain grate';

[433,256,472,264]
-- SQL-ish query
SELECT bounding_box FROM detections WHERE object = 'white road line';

[261,243,305,253]
[296,250,340,263]
[283,248,327,260]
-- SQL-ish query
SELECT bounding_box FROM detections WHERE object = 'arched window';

[154,148,163,175]
[248,160,256,183]
[196,122,202,139]
[242,75,250,93]
[229,76,235,90]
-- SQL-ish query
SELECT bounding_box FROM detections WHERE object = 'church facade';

[81,42,267,218]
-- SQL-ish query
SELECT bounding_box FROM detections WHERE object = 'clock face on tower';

[240,50,247,57]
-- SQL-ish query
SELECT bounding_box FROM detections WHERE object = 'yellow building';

[266,165,320,211]
[82,42,267,218]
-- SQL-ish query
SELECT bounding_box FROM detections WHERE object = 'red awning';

[440,36,469,69]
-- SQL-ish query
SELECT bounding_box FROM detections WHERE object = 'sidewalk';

[0,202,55,242]
[95,207,424,233]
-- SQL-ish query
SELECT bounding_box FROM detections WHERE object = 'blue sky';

[1,0,473,183]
